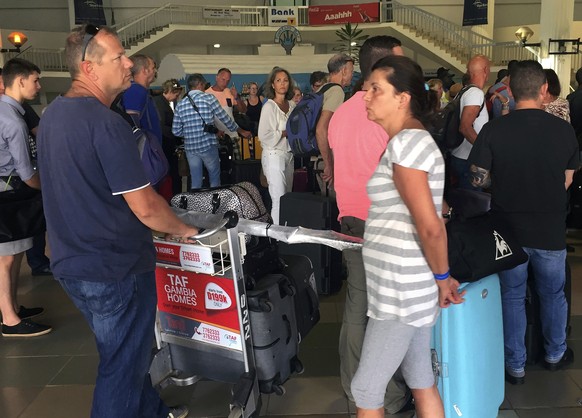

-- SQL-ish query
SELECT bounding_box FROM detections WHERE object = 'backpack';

[431,84,484,153]
[286,83,341,155]
[111,97,169,186]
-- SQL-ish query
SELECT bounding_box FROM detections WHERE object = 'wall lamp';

[515,26,581,55]
[515,26,541,48]
[0,31,28,53]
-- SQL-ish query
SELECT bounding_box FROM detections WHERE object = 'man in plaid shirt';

[172,73,251,189]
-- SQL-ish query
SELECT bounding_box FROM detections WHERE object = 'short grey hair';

[65,24,117,78]
[187,73,207,91]
[130,54,155,76]
[327,54,354,75]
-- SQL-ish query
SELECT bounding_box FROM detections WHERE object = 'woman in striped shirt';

[351,55,464,418]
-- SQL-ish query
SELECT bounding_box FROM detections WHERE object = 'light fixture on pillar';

[515,26,540,48]
[1,31,28,53]
[548,38,580,55]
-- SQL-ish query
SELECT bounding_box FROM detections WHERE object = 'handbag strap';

[186,93,208,125]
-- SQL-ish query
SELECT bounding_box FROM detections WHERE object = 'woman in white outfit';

[258,67,296,224]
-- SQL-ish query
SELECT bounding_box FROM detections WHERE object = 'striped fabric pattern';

[363,129,445,327]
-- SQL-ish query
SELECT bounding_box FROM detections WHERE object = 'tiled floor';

[2,234,582,418]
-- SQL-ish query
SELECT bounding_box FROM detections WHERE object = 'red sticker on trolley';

[155,267,240,338]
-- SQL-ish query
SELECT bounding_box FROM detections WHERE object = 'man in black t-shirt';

[468,60,579,386]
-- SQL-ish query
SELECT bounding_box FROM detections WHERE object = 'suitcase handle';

[306,285,319,316]
[282,314,292,345]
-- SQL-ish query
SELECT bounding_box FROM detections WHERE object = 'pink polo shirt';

[328,91,390,222]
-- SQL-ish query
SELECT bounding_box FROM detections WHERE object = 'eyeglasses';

[81,24,100,62]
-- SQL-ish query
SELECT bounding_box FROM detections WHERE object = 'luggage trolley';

[150,211,261,418]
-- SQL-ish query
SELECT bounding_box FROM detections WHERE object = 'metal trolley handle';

[188,210,239,240]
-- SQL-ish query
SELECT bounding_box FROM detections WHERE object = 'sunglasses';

[81,24,100,62]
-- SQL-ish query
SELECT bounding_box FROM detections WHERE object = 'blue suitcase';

[431,274,505,418]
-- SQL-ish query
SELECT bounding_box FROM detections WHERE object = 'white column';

[539,0,574,97]
[68,0,76,30]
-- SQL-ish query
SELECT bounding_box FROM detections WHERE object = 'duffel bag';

[171,181,272,223]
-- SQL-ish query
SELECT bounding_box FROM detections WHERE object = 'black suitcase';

[247,274,303,395]
[218,136,234,184]
[280,254,320,343]
[232,136,262,186]
[243,237,284,289]
[232,160,262,186]
[525,260,572,365]
[278,192,343,295]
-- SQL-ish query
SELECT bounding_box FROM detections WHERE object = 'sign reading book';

[268,7,299,26]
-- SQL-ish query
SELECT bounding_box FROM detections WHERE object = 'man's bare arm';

[565,169,575,190]
[470,164,491,188]
[123,186,199,241]
[23,172,41,190]
[315,110,334,183]
[459,106,481,145]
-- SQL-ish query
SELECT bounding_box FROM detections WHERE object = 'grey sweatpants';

[351,317,435,410]
[339,216,410,413]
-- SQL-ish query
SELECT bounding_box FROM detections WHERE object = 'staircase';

[388,2,537,71]
[3,2,539,74]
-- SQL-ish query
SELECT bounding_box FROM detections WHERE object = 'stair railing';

[1,2,544,72]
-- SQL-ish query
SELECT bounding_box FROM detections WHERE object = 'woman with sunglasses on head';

[350,55,464,418]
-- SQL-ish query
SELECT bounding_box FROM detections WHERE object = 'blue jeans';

[499,248,568,371]
[58,272,168,418]
[450,155,481,191]
[187,147,220,189]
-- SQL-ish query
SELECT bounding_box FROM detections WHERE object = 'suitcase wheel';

[248,297,272,313]
[281,282,296,297]
[291,357,304,375]
[273,384,286,396]
[259,299,273,313]
[228,406,242,418]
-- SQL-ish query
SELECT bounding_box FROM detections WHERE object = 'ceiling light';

[213,43,221,48]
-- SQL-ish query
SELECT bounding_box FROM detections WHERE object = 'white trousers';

[261,149,294,225]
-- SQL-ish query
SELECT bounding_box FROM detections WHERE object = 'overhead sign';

[274,25,302,55]
[268,6,299,27]
[462,0,488,26]
[203,7,241,20]
[74,0,106,25]
[308,3,380,26]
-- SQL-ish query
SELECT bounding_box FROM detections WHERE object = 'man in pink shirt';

[328,36,412,414]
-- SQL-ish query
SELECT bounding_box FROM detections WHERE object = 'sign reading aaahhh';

[155,267,241,350]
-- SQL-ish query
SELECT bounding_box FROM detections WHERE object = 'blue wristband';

[434,270,450,281]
